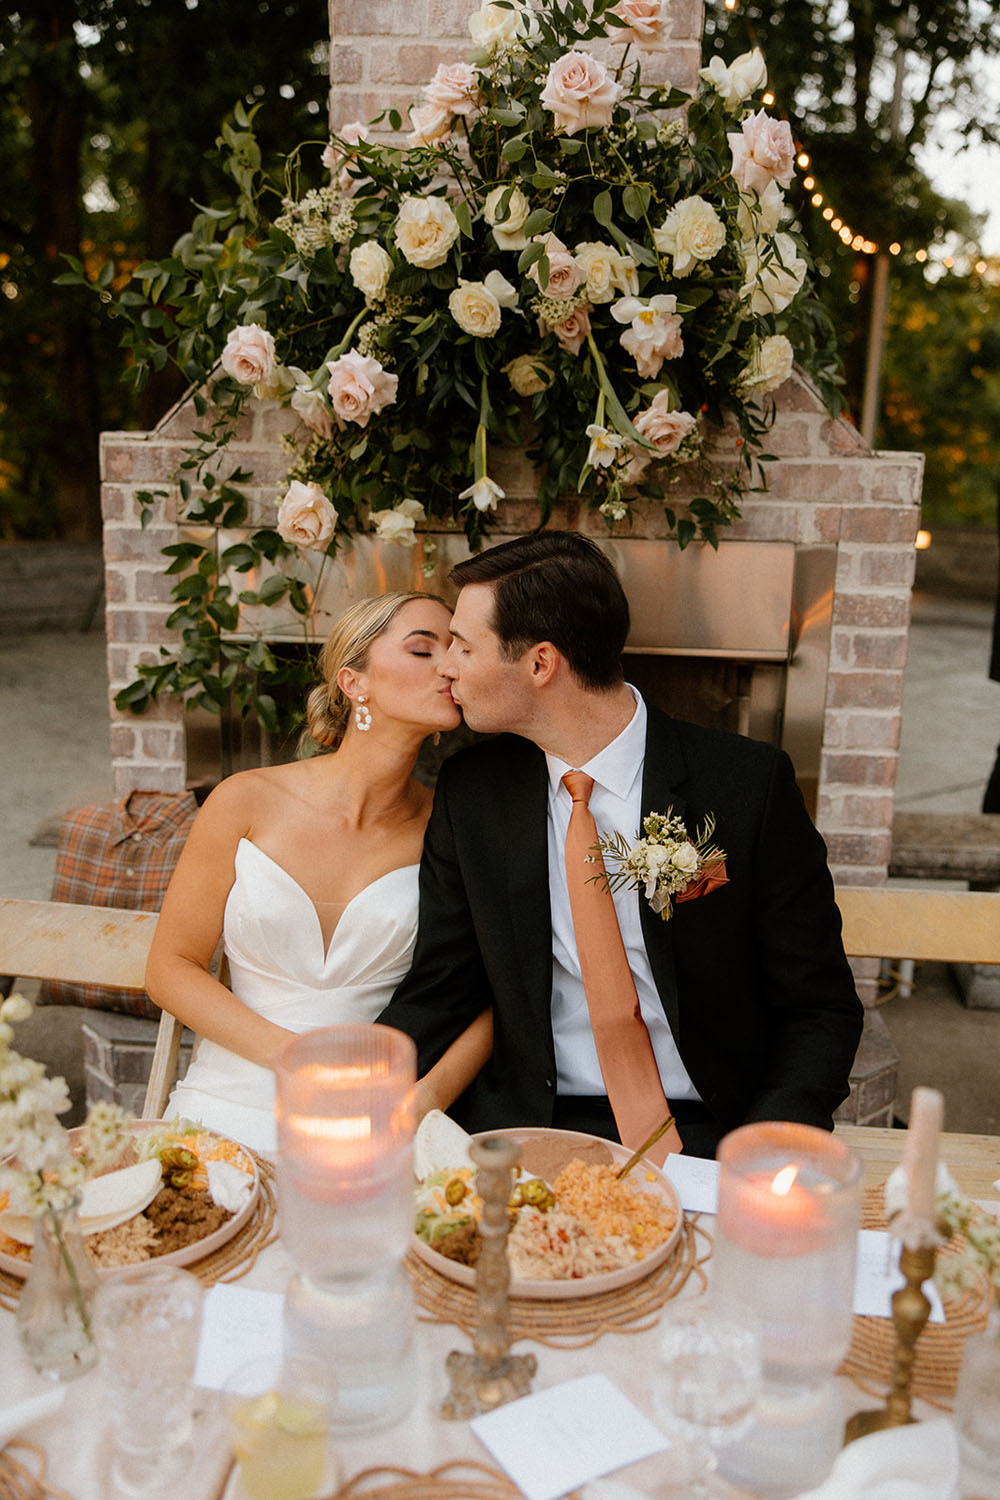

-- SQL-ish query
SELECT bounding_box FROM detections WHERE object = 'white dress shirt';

[545,687,701,1101]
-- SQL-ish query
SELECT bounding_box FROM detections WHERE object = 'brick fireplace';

[97,0,925,1124]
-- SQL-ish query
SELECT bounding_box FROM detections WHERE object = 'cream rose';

[728,110,796,195]
[736,179,785,239]
[740,334,795,395]
[573,241,619,304]
[484,185,532,250]
[290,384,334,439]
[371,499,426,546]
[349,241,394,300]
[449,280,503,337]
[633,392,698,455]
[276,481,336,551]
[654,197,727,276]
[468,0,529,50]
[528,233,586,300]
[424,61,482,117]
[407,101,452,148]
[609,0,670,42]
[394,195,461,269]
[503,354,553,396]
[671,841,700,874]
[740,232,807,314]
[540,51,622,135]
[700,48,767,111]
[220,324,276,386]
[611,295,684,377]
[325,349,399,428]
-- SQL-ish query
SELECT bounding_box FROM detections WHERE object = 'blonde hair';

[302,591,447,752]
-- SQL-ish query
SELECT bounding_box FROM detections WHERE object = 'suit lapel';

[639,707,689,1037]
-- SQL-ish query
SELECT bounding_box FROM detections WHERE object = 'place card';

[194,1284,285,1389]
[852,1229,945,1322]
[662,1154,719,1214]
[470,1373,670,1500]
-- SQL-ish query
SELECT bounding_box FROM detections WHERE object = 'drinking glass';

[93,1264,204,1500]
[225,1355,337,1500]
[651,1304,761,1499]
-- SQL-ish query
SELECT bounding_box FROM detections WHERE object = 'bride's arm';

[145,777,293,1069]
[414,1009,493,1121]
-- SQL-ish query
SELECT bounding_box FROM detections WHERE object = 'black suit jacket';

[377,706,864,1138]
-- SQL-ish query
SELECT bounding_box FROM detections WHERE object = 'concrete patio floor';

[0,587,997,1134]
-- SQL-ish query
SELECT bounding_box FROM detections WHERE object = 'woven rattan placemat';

[0,1154,277,1312]
[838,1184,992,1407]
[0,1440,74,1500]
[325,1461,524,1500]
[407,1213,710,1349]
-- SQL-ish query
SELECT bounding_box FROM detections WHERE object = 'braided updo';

[301,591,447,753]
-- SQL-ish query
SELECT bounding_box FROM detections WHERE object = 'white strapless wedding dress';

[167,838,419,1152]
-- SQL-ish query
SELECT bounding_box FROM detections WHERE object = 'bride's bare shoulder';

[194,764,303,832]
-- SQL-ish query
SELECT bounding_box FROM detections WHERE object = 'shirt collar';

[546,685,646,802]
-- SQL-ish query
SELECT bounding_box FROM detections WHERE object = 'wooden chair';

[835,887,1000,966]
[0,896,181,1120]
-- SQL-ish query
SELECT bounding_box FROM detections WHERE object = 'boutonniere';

[589,808,728,921]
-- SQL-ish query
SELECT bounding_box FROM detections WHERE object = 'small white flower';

[459,476,505,512]
[372,505,421,546]
[585,424,624,469]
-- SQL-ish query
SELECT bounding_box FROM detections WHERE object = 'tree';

[703,0,1000,419]
[0,0,329,540]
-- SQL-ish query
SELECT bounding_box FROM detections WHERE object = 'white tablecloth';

[3,1223,999,1500]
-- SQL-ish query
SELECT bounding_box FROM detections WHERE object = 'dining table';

[2,1124,999,1500]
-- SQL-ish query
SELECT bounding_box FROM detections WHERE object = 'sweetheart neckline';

[236,838,418,959]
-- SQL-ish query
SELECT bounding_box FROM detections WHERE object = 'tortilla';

[0,1158,163,1245]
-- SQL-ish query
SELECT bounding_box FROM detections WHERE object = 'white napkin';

[792,1419,960,1500]
[0,1387,66,1449]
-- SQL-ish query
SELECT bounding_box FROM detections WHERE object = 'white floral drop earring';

[355,695,372,732]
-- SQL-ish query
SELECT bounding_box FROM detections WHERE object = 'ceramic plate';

[411,1126,682,1301]
[0,1120,259,1280]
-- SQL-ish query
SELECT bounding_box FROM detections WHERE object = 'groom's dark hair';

[450,531,629,690]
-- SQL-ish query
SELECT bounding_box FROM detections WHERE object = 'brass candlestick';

[844,1241,937,1443]
[441,1135,537,1419]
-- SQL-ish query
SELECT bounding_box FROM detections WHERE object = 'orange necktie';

[562,771,684,1165]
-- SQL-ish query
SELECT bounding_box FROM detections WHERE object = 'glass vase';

[16,1196,100,1381]
[953,1310,1000,1475]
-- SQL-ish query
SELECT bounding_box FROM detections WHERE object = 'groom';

[378,531,863,1159]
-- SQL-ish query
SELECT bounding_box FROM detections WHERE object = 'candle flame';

[770,1164,799,1197]
[284,1113,372,1144]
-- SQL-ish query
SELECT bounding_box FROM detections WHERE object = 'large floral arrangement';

[75,0,840,734]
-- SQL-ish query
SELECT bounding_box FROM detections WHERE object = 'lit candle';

[900,1085,944,1227]
[717,1160,837,1257]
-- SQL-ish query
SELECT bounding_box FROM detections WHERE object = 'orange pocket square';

[675,859,729,906]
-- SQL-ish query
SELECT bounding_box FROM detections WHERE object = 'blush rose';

[276,481,337,550]
[540,50,622,135]
[325,349,399,428]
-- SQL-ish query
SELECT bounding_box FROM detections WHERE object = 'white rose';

[740,334,795,396]
[220,324,275,385]
[326,349,399,427]
[671,842,700,874]
[469,0,531,50]
[736,179,785,239]
[449,280,503,337]
[503,354,553,396]
[573,241,620,304]
[653,196,727,276]
[372,504,422,546]
[485,185,532,250]
[276,481,336,551]
[699,47,767,111]
[290,384,335,439]
[740,232,807,314]
[458,476,505,512]
[350,241,394,300]
[394,195,461,269]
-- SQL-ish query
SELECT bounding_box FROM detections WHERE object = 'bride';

[145,591,491,1151]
